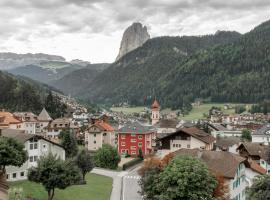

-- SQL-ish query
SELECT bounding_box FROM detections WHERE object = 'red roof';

[151,99,160,109]
[95,120,114,132]
[0,112,21,124]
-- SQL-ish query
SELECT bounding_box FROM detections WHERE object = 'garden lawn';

[8,173,112,200]
[181,103,252,121]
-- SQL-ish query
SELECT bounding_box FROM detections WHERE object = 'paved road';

[122,166,142,200]
[92,165,142,200]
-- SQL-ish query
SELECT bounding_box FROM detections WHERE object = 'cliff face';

[116,22,150,61]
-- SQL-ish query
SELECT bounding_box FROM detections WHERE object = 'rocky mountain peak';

[116,22,150,61]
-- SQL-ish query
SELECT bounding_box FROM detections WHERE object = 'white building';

[252,124,270,144]
[45,118,71,139]
[13,112,38,134]
[2,129,65,181]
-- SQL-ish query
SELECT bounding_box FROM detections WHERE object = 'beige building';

[85,118,115,151]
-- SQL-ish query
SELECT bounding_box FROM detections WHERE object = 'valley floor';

[8,173,112,200]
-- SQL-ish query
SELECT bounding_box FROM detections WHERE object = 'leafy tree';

[76,150,94,181]
[0,137,27,174]
[248,174,270,200]
[138,148,144,160]
[28,153,81,200]
[59,129,78,158]
[241,129,252,142]
[139,158,162,200]
[157,156,217,200]
[94,144,120,169]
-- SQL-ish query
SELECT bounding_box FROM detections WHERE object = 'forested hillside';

[0,71,66,116]
[79,31,242,106]
[78,20,270,110]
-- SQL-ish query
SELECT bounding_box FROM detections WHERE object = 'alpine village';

[1,3,270,200]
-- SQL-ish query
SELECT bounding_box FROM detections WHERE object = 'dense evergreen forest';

[79,20,270,110]
[0,71,66,117]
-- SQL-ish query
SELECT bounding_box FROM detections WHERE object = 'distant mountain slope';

[8,63,84,84]
[51,63,109,96]
[0,53,65,70]
[80,30,242,106]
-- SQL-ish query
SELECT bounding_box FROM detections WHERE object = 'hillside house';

[13,112,38,134]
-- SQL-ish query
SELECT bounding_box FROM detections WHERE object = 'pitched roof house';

[2,129,65,181]
[173,149,246,200]
[237,142,270,174]
[118,121,156,156]
[252,124,270,144]
[157,127,215,155]
[0,111,21,129]
[85,116,115,151]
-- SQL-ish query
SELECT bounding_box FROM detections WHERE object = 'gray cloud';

[0,0,269,62]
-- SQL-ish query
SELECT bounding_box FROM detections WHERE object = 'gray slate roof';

[118,121,154,134]
[38,108,52,121]
[253,124,270,135]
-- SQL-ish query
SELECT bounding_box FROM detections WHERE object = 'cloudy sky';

[0,0,269,63]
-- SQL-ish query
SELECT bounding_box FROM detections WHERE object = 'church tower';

[151,98,160,125]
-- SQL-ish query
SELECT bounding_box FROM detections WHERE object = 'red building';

[118,121,156,156]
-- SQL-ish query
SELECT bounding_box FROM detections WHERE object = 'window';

[34,156,38,162]
[138,142,142,147]
[94,141,96,144]
[261,160,265,165]
[12,173,16,179]
[131,151,136,155]
[103,133,107,136]
[29,156,33,162]
[6,174,9,180]
[138,135,143,140]
[30,143,33,150]
[131,146,136,150]
[187,144,190,148]
[121,135,126,139]
[20,172,25,177]
[121,142,126,146]
[121,149,126,153]
[94,134,96,137]
[34,143,38,149]
[131,134,136,137]
[131,139,136,143]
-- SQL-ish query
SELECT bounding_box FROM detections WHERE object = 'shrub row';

[122,158,143,170]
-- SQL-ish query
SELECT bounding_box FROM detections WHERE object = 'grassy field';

[8,173,112,200]
[181,103,251,121]
[111,106,146,114]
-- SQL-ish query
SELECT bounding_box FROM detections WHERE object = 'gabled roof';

[208,123,228,131]
[158,127,215,144]
[173,149,245,179]
[13,112,38,122]
[155,119,179,128]
[1,129,63,148]
[216,136,241,148]
[0,112,21,124]
[253,124,270,135]
[89,120,114,132]
[237,142,268,161]
[245,159,266,175]
[118,121,154,134]
[38,108,52,121]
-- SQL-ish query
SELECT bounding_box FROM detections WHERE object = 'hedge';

[122,158,143,170]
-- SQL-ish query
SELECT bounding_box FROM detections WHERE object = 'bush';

[94,144,120,169]
[123,158,143,170]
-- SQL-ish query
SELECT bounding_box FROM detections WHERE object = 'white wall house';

[252,124,270,144]
[2,129,65,181]
[13,112,38,134]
